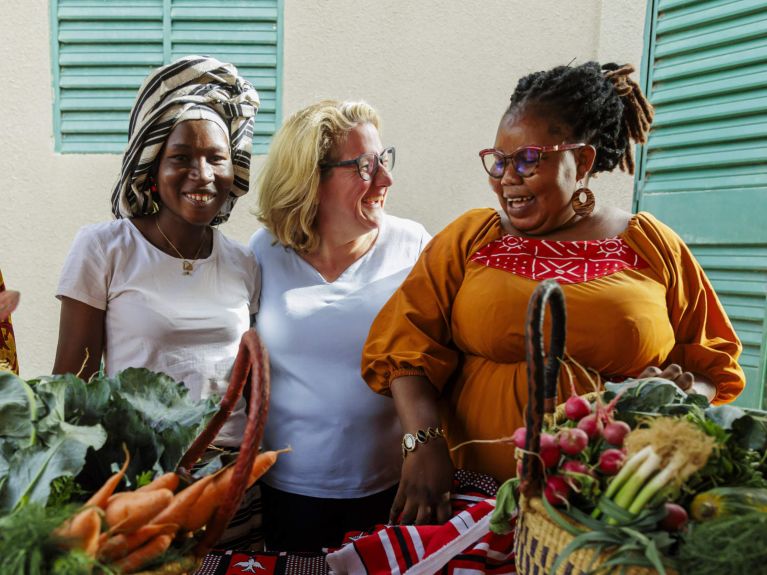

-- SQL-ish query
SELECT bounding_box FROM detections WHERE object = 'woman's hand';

[639,364,716,402]
[389,374,454,525]
[390,439,454,525]
[0,290,20,321]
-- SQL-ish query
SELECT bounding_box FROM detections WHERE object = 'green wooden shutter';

[636,0,767,407]
[51,0,281,154]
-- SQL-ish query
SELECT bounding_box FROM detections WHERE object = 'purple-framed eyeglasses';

[479,143,586,179]
[320,147,395,181]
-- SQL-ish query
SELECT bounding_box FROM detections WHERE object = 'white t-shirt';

[57,219,260,446]
[249,214,431,498]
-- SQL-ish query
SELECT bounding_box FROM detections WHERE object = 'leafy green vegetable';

[0,373,38,442]
[678,512,767,575]
[603,378,707,428]
[0,368,218,511]
[47,477,87,509]
[0,502,115,575]
[0,429,106,512]
[489,477,519,535]
[76,368,217,491]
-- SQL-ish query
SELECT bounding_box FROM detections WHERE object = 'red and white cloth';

[471,234,648,284]
[326,501,516,575]
[195,470,516,575]
[326,470,516,575]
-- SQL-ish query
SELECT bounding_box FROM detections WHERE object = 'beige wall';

[2,0,647,377]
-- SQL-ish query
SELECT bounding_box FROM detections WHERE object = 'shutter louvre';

[636,0,767,407]
[52,0,280,155]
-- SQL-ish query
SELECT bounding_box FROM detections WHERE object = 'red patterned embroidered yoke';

[470,234,648,284]
[363,208,745,482]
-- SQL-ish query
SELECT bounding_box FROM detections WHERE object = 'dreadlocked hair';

[507,61,654,174]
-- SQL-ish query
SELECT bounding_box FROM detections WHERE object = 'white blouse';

[57,219,260,446]
[249,214,431,498]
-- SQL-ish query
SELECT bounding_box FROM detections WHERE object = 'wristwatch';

[401,426,445,458]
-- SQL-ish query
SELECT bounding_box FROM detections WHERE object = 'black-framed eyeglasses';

[320,146,396,181]
[479,143,586,179]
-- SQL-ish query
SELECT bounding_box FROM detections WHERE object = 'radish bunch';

[513,386,634,507]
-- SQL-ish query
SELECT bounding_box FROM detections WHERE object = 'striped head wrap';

[110,55,260,225]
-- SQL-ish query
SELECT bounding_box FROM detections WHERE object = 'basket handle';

[519,280,566,498]
[180,329,270,558]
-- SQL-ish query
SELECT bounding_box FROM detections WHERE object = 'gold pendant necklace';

[155,216,208,275]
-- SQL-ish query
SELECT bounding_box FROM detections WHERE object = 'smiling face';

[491,110,594,236]
[315,122,393,240]
[155,119,234,227]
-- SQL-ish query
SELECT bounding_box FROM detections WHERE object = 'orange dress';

[362,209,745,481]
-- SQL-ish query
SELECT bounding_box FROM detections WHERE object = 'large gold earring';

[571,186,595,217]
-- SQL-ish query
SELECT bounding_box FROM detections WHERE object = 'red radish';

[539,433,561,468]
[561,459,593,490]
[557,428,589,456]
[564,395,591,421]
[512,427,527,450]
[603,420,631,447]
[561,459,591,475]
[544,475,571,506]
[598,448,626,475]
[577,413,603,439]
[660,502,689,532]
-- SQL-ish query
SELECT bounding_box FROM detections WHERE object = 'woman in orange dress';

[361,62,745,525]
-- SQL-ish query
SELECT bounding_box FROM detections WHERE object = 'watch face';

[403,434,417,451]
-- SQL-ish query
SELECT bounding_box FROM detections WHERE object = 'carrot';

[113,533,173,574]
[248,447,291,486]
[182,448,290,532]
[105,488,174,533]
[85,444,131,509]
[148,472,218,528]
[180,480,223,532]
[55,507,102,557]
[98,523,178,563]
[135,472,179,494]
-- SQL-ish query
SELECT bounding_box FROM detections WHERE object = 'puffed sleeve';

[56,225,109,310]
[630,213,745,403]
[362,209,501,395]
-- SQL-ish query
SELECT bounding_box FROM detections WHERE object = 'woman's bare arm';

[53,296,105,380]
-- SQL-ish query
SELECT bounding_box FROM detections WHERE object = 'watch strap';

[401,426,445,458]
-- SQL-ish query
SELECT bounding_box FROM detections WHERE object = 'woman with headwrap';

[53,56,263,548]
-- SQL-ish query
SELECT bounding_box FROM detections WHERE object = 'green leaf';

[731,414,767,451]
[705,405,746,431]
[0,372,37,441]
[489,478,518,535]
[77,368,217,489]
[0,424,106,512]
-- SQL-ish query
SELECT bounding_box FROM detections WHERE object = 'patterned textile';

[110,55,260,225]
[471,234,648,284]
[326,501,516,575]
[194,550,328,575]
[196,470,511,575]
[0,269,19,374]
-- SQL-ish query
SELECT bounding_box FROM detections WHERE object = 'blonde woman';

[249,100,431,551]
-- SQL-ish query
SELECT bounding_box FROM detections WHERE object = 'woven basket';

[514,280,676,575]
[135,330,271,575]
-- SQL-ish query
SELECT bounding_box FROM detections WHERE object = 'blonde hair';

[255,99,381,252]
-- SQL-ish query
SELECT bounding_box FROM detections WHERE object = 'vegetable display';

[491,377,767,574]
[0,328,279,574]
[0,368,218,512]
